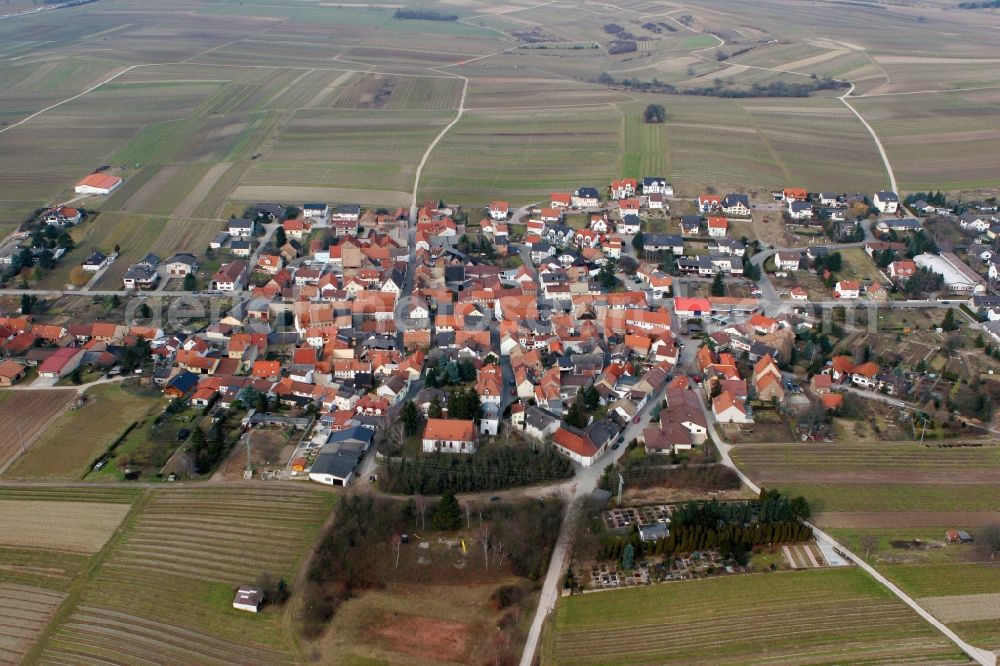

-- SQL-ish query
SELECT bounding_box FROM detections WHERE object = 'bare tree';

[479,524,491,571]
[492,538,507,570]
[416,497,428,531]
[977,525,1000,561]
[391,534,402,569]
[859,533,878,559]
[464,501,472,529]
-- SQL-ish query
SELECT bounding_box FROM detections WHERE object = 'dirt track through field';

[171,162,231,218]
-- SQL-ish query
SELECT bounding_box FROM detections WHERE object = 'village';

[0,169,999,490]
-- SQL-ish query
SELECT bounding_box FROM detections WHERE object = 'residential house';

[422,418,478,454]
[572,187,600,208]
[642,177,672,195]
[697,194,721,213]
[712,390,752,424]
[82,251,111,272]
[610,178,637,200]
[227,218,254,238]
[721,193,750,217]
[788,201,813,220]
[488,201,509,221]
[212,261,248,292]
[873,191,899,214]
[707,216,728,238]
[834,280,860,299]
[775,251,801,272]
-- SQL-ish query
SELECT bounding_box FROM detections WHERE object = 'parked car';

[611,443,620,450]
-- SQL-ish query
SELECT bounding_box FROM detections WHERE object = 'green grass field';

[544,568,968,665]
[4,383,162,481]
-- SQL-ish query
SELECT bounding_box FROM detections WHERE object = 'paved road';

[518,382,667,666]
[692,391,994,666]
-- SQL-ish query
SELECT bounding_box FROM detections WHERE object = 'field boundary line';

[699,395,995,666]
[21,488,152,665]
[0,65,139,137]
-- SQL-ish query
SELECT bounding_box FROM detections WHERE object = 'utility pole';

[17,424,25,456]
[617,472,624,507]
[244,432,252,480]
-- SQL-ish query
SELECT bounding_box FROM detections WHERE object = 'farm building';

[945,530,973,543]
[37,347,85,379]
[232,586,263,613]
[308,443,363,486]
[74,173,122,195]
[0,360,26,386]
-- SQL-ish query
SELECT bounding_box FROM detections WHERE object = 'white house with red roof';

[488,201,509,221]
[834,280,860,299]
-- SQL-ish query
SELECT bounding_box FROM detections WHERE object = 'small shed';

[638,523,669,542]
[946,530,973,544]
[233,586,264,613]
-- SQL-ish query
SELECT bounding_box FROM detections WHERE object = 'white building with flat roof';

[914,252,986,294]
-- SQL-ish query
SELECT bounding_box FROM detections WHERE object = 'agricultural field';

[0,389,77,474]
[237,108,452,206]
[420,106,622,205]
[36,485,334,666]
[0,583,66,665]
[0,500,130,554]
[853,88,1000,193]
[4,382,162,481]
[543,568,969,665]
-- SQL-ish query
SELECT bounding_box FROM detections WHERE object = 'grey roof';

[876,191,899,202]
[311,445,362,479]
[166,253,197,267]
[326,425,374,447]
[790,201,812,212]
[525,405,559,431]
[335,203,361,215]
[575,187,600,198]
[228,218,253,229]
[723,193,749,207]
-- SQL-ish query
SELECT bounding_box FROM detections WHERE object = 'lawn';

[544,568,968,665]
[4,382,162,480]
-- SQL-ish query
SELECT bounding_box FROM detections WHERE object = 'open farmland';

[731,439,1000,525]
[238,108,452,205]
[543,568,969,665]
[0,500,130,554]
[421,106,621,205]
[0,390,77,473]
[36,486,334,666]
[5,383,161,480]
[0,583,65,665]
[853,88,1000,192]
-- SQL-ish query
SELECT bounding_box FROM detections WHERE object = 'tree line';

[380,444,573,494]
[599,520,813,561]
[393,9,457,21]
